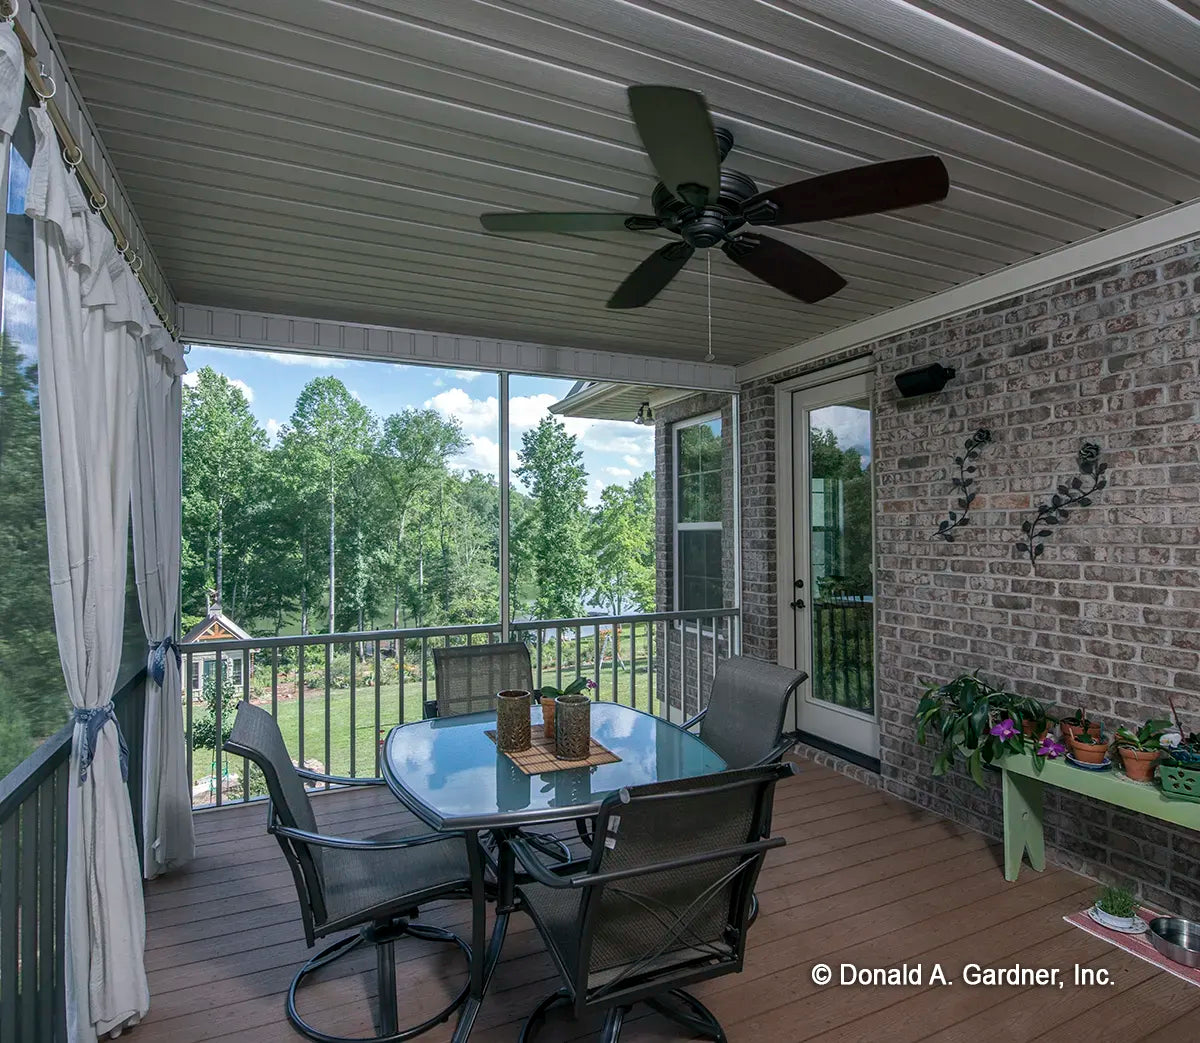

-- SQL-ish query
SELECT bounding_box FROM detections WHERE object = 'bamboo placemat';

[485,730,621,775]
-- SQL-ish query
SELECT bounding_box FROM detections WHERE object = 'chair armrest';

[294,767,386,787]
[507,836,585,889]
[751,733,803,768]
[271,822,467,852]
[575,836,785,887]
[681,706,707,732]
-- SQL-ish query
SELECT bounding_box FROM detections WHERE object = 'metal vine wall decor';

[932,428,992,541]
[1016,442,1108,569]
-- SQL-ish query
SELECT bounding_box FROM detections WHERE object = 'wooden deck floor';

[137,762,1200,1042]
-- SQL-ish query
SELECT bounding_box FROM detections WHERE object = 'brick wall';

[738,239,1200,915]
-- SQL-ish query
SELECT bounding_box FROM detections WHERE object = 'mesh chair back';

[577,763,788,996]
[698,656,806,768]
[431,642,533,718]
[224,701,328,925]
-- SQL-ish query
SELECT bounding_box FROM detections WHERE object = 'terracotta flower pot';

[1022,720,1050,742]
[1069,737,1110,764]
[1118,746,1160,782]
[1061,720,1102,743]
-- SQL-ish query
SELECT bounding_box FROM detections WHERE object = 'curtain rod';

[2,5,178,338]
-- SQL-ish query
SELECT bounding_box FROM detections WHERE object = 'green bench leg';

[1002,768,1045,881]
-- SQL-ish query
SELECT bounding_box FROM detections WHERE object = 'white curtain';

[133,329,194,878]
[27,104,150,1042]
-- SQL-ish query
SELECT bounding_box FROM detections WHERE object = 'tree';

[589,472,655,614]
[181,367,266,618]
[0,333,64,772]
[285,378,375,633]
[810,427,872,596]
[515,417,590,619]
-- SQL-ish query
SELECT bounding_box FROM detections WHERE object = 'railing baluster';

[184,649,193,798]
[214,651,224,807]
[695,618,702,710]
[53,757,67,1040]
[536,628,543,692]
[630,623,637,711]
[664,621,670,721]
[574,626,581,683]
[37,771,55,1039]
[555,625,562,690]
[324,642,332,786]
[271,647,279,719]
[297,644,305,774]
[1,808,18,1043]
[349,638,357,779]
[678,619,685,719]
[711,614,718,678]
[611,621,619,702]
[648,622,654,713]
[240,648,251,803]
[421,637,429,719]
[399,638,406,724]
[593,623,601,694]
[374,641,382,775]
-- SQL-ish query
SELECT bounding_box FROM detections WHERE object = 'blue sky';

[183,345,656,505]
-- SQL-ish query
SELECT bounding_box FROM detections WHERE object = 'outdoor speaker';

[895,363,956,398]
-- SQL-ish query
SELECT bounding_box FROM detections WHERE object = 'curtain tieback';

[73,703,130,784]
[148,634,181,686]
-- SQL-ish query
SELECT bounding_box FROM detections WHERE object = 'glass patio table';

[380,701,727,1041]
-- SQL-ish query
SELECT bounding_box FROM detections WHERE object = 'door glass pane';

[808,400,874,714]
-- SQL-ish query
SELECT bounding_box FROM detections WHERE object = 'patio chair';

[224,701,474,1043]
[429,641,534,719]
[508,762,794,1042]
[683,655,807,769]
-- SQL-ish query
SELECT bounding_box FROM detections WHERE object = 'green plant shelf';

[999,748,1200,881]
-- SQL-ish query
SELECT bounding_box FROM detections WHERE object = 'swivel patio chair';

[682,654,807,769]
[224,701,474,1043]
[508,762,794,1042]
[429,641,534,719]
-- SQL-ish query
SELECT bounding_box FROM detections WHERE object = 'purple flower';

[585,679,598,690]
[989,718,1018,740]
[1037,736,1066,759]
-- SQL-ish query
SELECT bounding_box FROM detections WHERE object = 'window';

[674,414,723,612]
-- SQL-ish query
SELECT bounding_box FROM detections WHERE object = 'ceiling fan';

[480,85,950,310]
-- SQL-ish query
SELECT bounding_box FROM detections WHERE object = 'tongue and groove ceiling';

[38,0,1200,367]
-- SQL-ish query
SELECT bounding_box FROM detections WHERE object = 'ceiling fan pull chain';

[705,251,715,362]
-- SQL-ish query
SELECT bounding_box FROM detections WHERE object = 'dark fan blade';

[744,156,950,226]
[480,211,659,234]
[723,235,846,304]
[607,242,695,309]
[627,85,721,209]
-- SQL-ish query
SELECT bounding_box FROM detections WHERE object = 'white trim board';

[179,304,737,392]
[736,198,1200,385]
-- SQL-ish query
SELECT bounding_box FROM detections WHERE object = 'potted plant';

[1014,696,1054,741]
[1113,718,1172,782]
[914,672,1032,788]
[1060,707,1102,744]
[535,676,597,739]
[1092,886,1141,932]
[1068,728,1111,765]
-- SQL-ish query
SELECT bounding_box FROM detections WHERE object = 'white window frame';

[672,411,724,624]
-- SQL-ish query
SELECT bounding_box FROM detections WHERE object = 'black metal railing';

[812,597,874,713]
[0,671,146,1043]
[183,608,740,811]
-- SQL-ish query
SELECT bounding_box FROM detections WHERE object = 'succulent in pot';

[1060,707,1102,744]
[1092,886,1142,932]
[1068,728,1111,765]
[1113,718,1172,782]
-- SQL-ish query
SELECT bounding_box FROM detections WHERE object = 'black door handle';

[790,598,805,609]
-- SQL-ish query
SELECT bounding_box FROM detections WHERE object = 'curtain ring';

[3,2,19,25]
[122,244,136,263]
[89,192,108,213]
[147,290,158,306]
[129,254,143,274]
[62,144,82,169]
[33,62,55,100]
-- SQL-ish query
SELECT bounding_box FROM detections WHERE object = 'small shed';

[181,595,253,694]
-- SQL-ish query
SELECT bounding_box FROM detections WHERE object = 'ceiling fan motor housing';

[653,165,760,248]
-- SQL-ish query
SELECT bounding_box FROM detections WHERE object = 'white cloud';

[623,454,646,469]
[263,351,348,369]
[812,405,872,466]
[265,418,283,443]
[182,370,199,388]
[454,370,485,382]
[231,378,254,403]
[603,466,633,480]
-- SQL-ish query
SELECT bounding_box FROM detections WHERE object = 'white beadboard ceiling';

[37,0,1200,367]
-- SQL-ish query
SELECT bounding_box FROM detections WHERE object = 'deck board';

[135,762,1200,1041]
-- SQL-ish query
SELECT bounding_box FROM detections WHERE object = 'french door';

[778,368,878,759]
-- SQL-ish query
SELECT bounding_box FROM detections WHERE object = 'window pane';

[676,418,722,525]
[678,530,723,612]
[0,102,66,778]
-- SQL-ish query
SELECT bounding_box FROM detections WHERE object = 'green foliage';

[589,472,655,614]
[810,427,872,596]
[515,417,591,619]
[913,672,1045,788]
[0,332,66,772]
[1096,886,1138,919]
[1114,719,1173,752]
[191,671,239,751]
[538,676,592,700]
